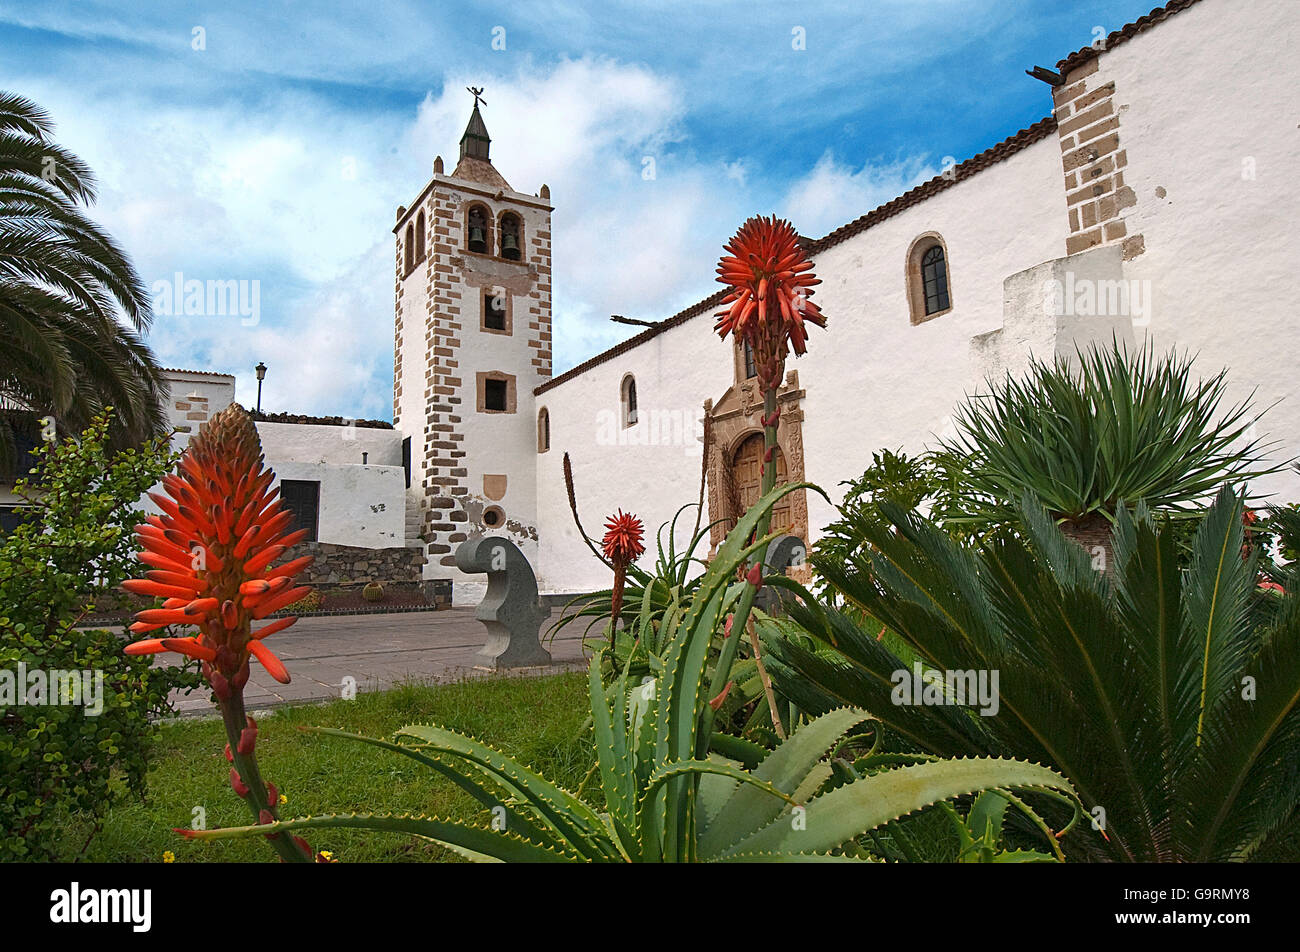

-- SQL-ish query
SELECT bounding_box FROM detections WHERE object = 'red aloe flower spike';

[601,510,646,567]
[714,215,827,390]
[123,403,314,863]
[123,403,311,683]
[251,586,311,620]
[124,638,167,655]
[708,681,734,711]
[159,637,218,663]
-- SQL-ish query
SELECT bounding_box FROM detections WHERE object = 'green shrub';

[0,410,201,860]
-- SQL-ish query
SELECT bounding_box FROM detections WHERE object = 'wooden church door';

[730,432,793,534]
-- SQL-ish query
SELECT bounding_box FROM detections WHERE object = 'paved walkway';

[165,608,591,715]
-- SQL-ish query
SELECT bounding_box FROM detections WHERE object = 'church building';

[393,0,1299,601]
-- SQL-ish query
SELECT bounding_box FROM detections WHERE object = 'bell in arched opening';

[500,213,522,261]
[467,206,488,254]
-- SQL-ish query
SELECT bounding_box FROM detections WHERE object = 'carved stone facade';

[704,367,809,563]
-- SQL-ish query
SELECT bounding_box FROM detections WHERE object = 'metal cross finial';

[467,86,486,109]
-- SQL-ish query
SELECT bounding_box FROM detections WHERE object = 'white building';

[153,370,424,591]
[391,0,1300,600]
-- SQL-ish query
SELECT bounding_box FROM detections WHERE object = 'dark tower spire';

[459,92,491,162]
[452,87,511,190]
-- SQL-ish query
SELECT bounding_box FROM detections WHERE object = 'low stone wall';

[288,541,426,588]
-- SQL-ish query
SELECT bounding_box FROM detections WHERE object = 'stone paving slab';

[158,608,589,715]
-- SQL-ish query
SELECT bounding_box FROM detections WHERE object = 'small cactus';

[362,581,385,603]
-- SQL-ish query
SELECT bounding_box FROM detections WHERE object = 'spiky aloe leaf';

[714,851,876,863]
[395,723,619,861]
[717,757,1078,858]
[588,655,636,857]
[298,726,556,848]
[184,812,578,862]
[699,707,871,859]
[650,481,825,860]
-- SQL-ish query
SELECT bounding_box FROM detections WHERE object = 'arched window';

[537,407,550,453]
[403,224,415,274]
[415,210,426,262]
[499,212,522,261]
[906,233,953,324]
[621,375,638,428]
[921,246,949,315]
[466,204,489,254]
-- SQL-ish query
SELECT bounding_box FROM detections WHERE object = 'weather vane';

[467,86,486,109]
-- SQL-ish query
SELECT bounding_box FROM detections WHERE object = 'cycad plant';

[184,484,1080,861]
[0,92,166,469]
[763,488,1300,861]
[936,342,1283,556]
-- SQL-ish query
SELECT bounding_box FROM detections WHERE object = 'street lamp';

[254,362,266,413]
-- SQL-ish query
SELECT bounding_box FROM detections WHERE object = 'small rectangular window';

[484,378,507,412]
[484,290,507,331]
[279,480,320,543]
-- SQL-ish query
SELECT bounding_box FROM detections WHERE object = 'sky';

[0,0,1164,420]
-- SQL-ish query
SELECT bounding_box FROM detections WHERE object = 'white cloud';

[7,46,949,415]
[780,150,937,240]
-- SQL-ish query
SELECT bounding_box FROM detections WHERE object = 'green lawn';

[71,672,594,863]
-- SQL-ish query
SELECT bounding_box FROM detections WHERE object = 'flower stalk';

[121,403,316,862]
[703,215,827,743]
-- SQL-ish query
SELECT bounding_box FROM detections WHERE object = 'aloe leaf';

[713,851,876,863]
[587,656,636,857]
[396,723,619,861]
[300,726,553,847]
[183,812,579,862]
[699,707,871,858]
[720,757,1077,858]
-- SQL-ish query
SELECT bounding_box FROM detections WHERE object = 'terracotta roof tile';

[1055,0,1204,74]
[161,367,234,378]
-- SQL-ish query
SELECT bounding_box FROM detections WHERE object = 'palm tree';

[0,92,166,474]
[763,489,1300,861]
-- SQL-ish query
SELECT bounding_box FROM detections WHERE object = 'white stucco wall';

[270,461,406,548]
[535,134,1068,592]
[798,136,1069,537]
[256,421,403,466]
[1093,0,1300,502]
[535,316,719,594]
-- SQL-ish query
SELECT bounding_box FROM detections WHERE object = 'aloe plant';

[185,484,1080,861]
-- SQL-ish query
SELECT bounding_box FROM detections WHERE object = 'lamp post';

[254,362,266,413]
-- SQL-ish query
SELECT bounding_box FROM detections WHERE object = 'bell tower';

[392,90,553,600]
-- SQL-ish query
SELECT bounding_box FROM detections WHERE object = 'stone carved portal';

[704,369,809,570]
